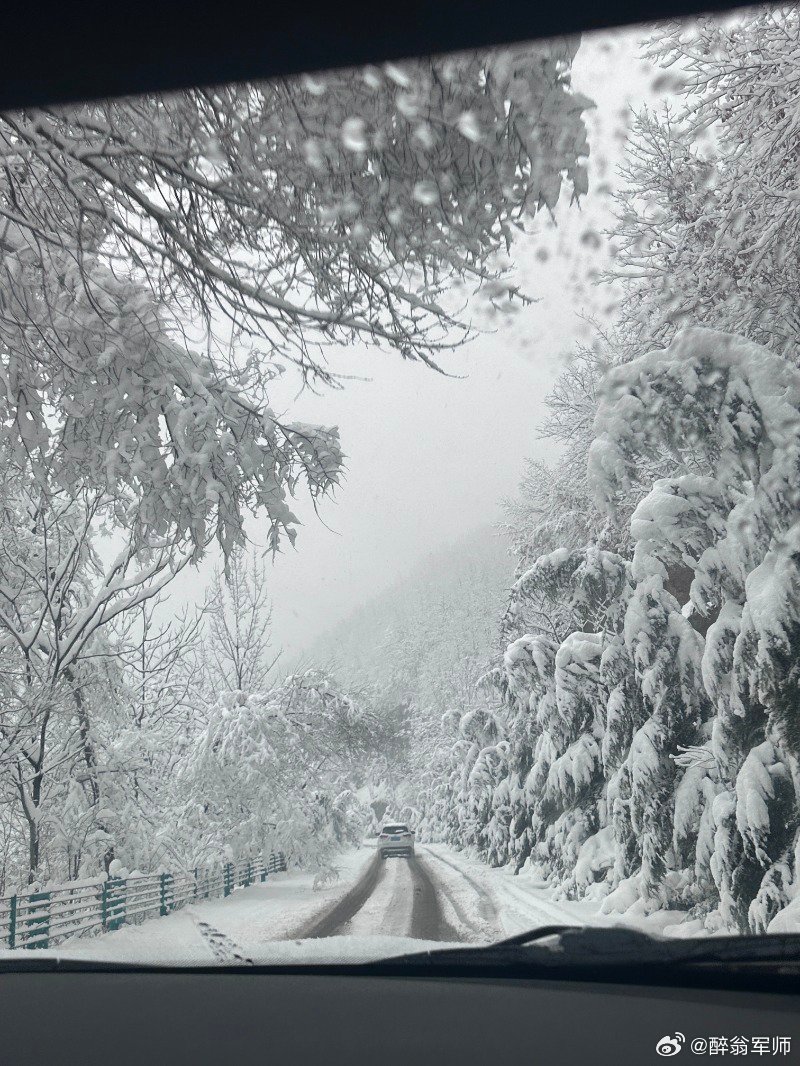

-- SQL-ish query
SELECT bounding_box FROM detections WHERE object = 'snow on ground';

[50,847,376,965]
[426,844,800,938]
[767,894,800,935]
[345,854,413,937]
[9,839,795,966]
[421,844,690,939]
[419,847,501,942]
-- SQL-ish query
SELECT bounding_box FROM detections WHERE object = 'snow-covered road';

[42,841,687,966]
[419,845,611,938]
[311,854,442,939]
[294,844,584,945]
[299,849,478,942]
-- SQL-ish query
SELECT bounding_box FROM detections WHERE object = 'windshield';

[0,2,799,968]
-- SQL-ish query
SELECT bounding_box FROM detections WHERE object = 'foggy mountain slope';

[304,526,513,709]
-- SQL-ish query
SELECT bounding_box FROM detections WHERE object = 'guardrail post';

[223,863,233,897]
[268,851,286,873]
[104,876,126,931]
[259,861,266,883]
[29,891,50,949]
[8,895,16,949]
[159,872,173,916]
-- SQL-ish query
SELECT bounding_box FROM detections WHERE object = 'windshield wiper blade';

[385,926,800,972]
[494,923,582,947]
[495,924,685,962]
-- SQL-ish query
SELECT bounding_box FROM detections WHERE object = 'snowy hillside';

[306,525,512,708]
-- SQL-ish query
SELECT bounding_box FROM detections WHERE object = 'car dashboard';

[2,965,798,1065]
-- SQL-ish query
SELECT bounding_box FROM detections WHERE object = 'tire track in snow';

[417,846,500,941]
[345,857,415,937]
[295,852,460,942]
[295,851,383,938]
[421,844,601,937]
[408,855,458,941]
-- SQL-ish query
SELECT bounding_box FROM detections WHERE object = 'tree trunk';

[17,763,43,885]
[67,669,116,872]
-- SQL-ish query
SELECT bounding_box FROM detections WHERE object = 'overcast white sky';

[166,25,661,662]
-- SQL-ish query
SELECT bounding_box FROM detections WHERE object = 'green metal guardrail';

[0,852,288,950]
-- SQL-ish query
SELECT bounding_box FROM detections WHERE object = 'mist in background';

[164,25,660,665]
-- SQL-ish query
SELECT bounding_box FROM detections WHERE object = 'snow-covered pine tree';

[591,326,800,928]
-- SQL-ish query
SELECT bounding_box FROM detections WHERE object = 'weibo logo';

[656,1033,686,1057]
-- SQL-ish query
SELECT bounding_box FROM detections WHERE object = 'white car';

[378,823,415,859]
